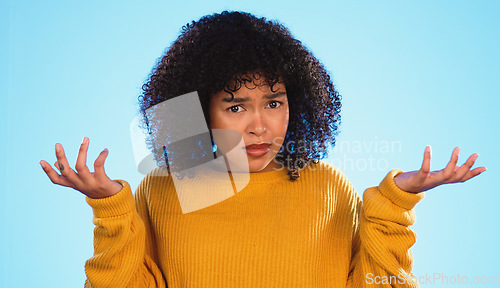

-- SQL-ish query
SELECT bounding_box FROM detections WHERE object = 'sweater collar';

[169,160,291,185]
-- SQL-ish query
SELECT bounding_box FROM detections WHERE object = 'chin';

[249,167,267,173]
[248,158,277,173]
[247,164,266,173]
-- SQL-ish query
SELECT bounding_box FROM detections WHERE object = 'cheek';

[281,108,290,134]
[271,111,289,148]
[211,129,244,154]
[208,109,223,129]
[207,100,221,128]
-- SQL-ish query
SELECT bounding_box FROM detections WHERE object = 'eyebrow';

[222,91,287,103]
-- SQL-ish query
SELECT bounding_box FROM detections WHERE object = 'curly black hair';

[137,10,342,181]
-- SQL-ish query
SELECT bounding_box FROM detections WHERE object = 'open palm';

[40,137,123,199]
[393,146,487,193]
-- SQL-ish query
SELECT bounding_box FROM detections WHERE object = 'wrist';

[85,180,135,218]
[86,181,123,199]
[379,169,425,210]
[393,173,421,194]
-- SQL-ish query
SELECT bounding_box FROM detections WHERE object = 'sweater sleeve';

[83,179,167,288]
[346,169,425,288]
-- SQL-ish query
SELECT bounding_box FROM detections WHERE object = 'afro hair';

[138,10,342,180]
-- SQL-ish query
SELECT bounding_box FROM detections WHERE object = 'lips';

[246,143,271,149]
[244,143,271,157]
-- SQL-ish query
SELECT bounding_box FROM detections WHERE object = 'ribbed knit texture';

[84,160,425,288]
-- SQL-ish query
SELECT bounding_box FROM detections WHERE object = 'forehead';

[211,74,286,102]
[212,85,287,104]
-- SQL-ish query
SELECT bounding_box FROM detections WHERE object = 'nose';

[247,111,267,136]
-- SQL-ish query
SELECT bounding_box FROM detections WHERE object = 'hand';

[393,146,487,193]
[40,137,123,199]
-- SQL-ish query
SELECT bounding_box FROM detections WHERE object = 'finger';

[416,145,431,182]
[458,166,487,183]
[442,147,460,180]
[94,148,110,182]
[55,143,83,187]
[453,153,479,181]
[39,160,76,187]
[75,137,92,180]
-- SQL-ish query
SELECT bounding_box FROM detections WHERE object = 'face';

[208,75,289,173]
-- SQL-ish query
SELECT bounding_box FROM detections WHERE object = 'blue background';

[1,0,498,287]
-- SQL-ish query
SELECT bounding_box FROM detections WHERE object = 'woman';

[39,11,485,287]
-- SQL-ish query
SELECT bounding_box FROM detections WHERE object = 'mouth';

[244,143,271,157]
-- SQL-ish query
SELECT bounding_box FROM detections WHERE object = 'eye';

[227,105,243,113]
[267,101,282,109]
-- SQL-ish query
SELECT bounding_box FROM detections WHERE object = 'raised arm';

[346,146,485,287]
[84,179,166,287]
[40,137,166,287]
[347,169,424,288]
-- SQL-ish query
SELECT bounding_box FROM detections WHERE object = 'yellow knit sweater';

[84,160,425,287]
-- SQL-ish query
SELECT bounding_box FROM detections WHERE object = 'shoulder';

[301,160,352,186]
[134,166,174,201]
[301,160,361,203]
